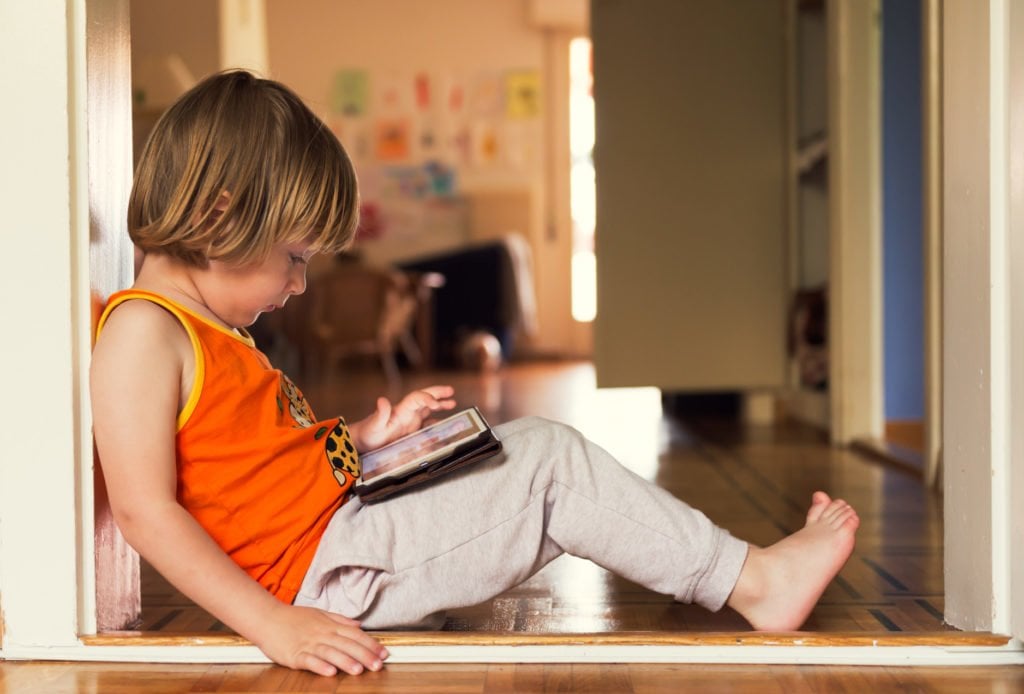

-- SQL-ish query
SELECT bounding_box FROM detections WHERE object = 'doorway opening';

[569,36,596,324]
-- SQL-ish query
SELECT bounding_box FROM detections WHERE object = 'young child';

[90,70,860,678]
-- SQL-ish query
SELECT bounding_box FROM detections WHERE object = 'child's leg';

[297,416,746,627]
[296,416,856,631]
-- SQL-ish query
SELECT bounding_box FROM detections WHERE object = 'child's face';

[199,241,314,328]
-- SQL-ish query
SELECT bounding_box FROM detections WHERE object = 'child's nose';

[289,267,307,295]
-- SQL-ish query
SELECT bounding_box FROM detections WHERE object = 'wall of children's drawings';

[323,67,541,263]
[265,0,547,266]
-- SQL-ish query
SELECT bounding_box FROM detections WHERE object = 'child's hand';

[352,385,456,452]
[254,603,389,677]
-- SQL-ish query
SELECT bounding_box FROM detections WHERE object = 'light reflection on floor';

[518,363,666,481]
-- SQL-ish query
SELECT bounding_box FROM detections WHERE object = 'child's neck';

[133,253,238,332]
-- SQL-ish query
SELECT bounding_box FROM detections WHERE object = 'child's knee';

[506,416,581,445]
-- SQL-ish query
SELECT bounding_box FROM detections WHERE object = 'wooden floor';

[2,661,1023,693]
[7,360,1023,691]
[138,359,947,635]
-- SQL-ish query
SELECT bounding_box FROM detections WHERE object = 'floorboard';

[2,661,1023,693]
[136,359,949,635]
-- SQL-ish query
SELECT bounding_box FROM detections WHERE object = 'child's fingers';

[314,633,387,674]
[296,652,339,677]
[299,644,374,677]
[323,613,390,659]
[408,386,456,414]
[418,384,455,400]
[374,397,392,424]
[324,612,362,627]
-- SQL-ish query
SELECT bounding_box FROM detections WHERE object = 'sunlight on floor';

[555,366,665,481]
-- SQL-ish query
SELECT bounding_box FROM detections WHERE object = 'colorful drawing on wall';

[505,71,541,119]
[329,117,372,161]
[376,72,407,112]
[415,72,431,111]
[449,126,471,164]
[375,118,411,161]
[472,122,501,166]
[331,70,369,116]
[469,74,503,117]
[449,82,464,114]
[417,119,438,158]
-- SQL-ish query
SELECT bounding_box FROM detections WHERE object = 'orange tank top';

[97,289,360,604]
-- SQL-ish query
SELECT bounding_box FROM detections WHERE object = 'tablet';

[356,407,489,486]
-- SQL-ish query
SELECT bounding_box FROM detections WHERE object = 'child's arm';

[349,386,457,452]
[91,302,386,676]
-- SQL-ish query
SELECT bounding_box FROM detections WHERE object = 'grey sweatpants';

[295,416,748,629]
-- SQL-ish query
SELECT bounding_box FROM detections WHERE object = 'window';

[569,37,596,323]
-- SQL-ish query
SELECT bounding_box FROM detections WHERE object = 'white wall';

[0,0,94,646]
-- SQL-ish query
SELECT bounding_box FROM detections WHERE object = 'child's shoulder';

[100,294,182,336]
[94,294,191,366]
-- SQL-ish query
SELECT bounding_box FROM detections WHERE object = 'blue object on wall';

[882,0,924,422]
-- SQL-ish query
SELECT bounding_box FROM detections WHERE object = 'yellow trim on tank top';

[96,290,220,432]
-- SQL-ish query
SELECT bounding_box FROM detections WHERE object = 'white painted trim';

[922,0,943,489]
[1005,0,1024,643]
[943,0,994,632]
[941,0,1020,634]
[0,0,90,649]
[987,0,1012,638]
[70,0,98,639]
[2,642,1023,667]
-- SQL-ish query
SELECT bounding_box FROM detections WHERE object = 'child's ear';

[211,190,231,216]
[214,190,231,207]
[201,191,232,228]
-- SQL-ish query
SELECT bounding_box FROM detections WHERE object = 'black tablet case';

[353,427,503,503]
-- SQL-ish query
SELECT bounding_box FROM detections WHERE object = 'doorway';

[881,0,926,460]
[5,0,1022,667]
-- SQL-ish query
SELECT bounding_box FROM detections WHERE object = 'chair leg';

[381,347,400,386]
[398,330,423,368]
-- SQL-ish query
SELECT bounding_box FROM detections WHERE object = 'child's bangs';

[279,143,359,256]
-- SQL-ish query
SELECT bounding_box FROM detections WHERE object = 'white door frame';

[922,0,944,488]
[1,0,1021,664]
[0,0,98,650]
[1010,0,1024,643]
[941,0,1023,639]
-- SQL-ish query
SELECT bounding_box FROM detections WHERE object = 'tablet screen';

[358,408,486,484]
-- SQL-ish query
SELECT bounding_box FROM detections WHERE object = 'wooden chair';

[306,260,428,383]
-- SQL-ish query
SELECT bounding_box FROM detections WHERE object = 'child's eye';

[289,254,308,266]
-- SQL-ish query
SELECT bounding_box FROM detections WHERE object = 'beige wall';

[126,0,585,356]
[129,0,219,107]
[264,0,577,355]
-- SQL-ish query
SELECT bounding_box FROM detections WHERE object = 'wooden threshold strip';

[84,630,1012,648]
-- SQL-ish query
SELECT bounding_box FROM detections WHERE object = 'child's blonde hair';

[128,70,358,267]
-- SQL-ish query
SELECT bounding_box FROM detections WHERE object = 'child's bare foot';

[726,491,859,631]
